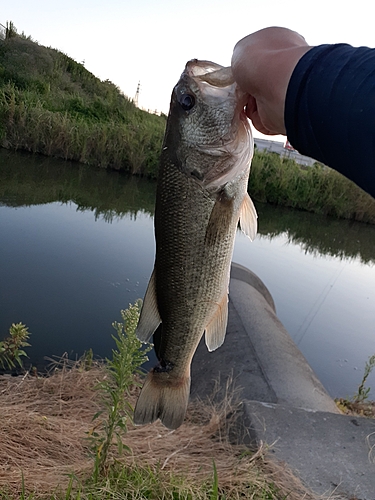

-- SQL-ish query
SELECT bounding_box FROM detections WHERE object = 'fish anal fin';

[135,268,161,343]
[133,369,191,430]
[239,193,258,241]
[204,294,229,352]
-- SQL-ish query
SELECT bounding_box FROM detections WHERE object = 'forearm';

[285,44,375,198]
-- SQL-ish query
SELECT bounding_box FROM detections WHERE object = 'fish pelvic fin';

[133,369,191,430]
[239,193,258,241]
[205,293,229,352]
[136,268,161,342]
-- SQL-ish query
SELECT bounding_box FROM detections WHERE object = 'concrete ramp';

[191,263,375,499]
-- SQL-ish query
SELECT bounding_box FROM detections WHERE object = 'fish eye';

[179,93,195,111]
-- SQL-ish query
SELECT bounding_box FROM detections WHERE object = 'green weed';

[210,460,219,500]
[353,353,375,404]
[87,300,151,480]
[0,322,31,370]
[336,354,375,417]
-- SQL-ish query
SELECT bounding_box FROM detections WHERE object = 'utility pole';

[134,81,140,107]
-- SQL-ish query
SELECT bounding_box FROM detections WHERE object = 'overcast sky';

[3,0,374,141]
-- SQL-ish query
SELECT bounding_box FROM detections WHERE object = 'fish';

[133,59,257,430]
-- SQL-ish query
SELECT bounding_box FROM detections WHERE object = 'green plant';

[210,460,219,500]
[88,300,151,480]
[353,353,375,403]
[0,322,31,370]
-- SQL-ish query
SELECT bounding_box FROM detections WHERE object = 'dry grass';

[0,360,328,499]
[0,360,101,493]
[335,398,375,419]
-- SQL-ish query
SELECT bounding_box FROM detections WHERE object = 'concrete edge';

[229,263,340,413]
[230,262,276,312]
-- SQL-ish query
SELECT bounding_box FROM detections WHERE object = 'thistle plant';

[88,300,151,479]
[0,322,31,370]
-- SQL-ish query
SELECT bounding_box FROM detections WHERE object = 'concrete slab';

[191,263,375,499]
[243,401,375,500]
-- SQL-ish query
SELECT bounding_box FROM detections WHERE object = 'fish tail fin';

[133,370,191,430]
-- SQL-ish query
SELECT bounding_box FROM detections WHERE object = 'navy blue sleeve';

[285,44,375,198]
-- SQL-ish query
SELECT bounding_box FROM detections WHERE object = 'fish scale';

[155,158,237,371]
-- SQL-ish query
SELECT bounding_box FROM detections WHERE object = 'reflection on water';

[0,149,374,398]
[256,202,375,265]
[0,149,156,219]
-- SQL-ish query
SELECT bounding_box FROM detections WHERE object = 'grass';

[88,301,151,479]
[249,151,375,224]
[336,353,375,418]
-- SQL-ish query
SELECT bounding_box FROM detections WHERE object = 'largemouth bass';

[134,59,257,429]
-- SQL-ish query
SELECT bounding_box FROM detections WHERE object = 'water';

[1,149,374,399]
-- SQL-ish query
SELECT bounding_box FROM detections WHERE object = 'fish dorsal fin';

[239,193,258,241]
[204,294,229,352]
[135,268,161,343]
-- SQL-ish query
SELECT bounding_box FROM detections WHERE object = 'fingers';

[232,27,311,136]
[245,101,285,135]
[244,97,274,135]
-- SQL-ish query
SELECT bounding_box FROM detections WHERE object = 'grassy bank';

[0,26,165,176]
[1,24,375,224]
[249,151,375,224]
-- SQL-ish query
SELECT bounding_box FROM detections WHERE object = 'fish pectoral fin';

[204,294,229,352]
[205,197,234,247]
[135,268,161,343]
[239,193,258,241]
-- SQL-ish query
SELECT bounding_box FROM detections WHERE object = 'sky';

[3,0,375,141]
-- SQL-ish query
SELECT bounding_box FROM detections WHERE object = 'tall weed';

[87,300,151,480]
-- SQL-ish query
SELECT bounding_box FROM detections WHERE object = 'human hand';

[231,27,312,135]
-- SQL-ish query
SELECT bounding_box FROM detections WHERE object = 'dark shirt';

[285,44,375,198]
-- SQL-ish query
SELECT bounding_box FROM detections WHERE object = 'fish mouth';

[184,60,226,79]
[182,60,237,104]
[183,59,248,115]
